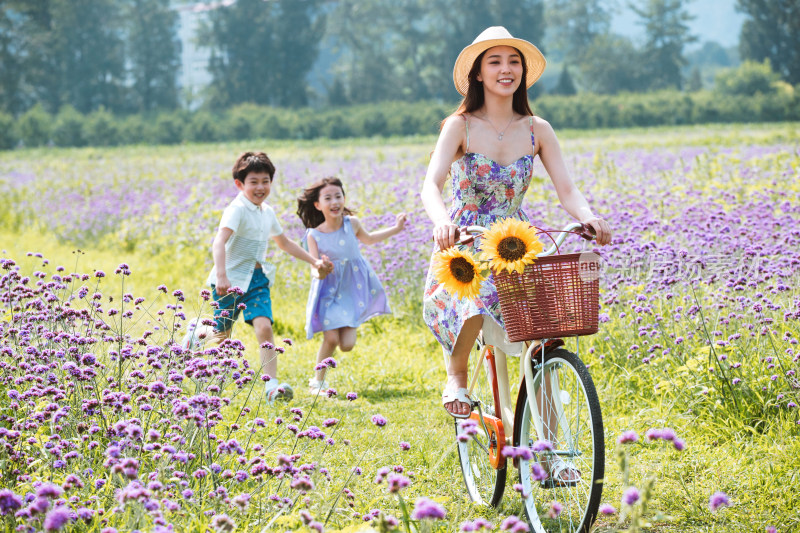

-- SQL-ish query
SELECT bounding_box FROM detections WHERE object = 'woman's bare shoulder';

[531,115,557,140]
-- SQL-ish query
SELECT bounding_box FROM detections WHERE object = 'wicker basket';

[494,253,599,342]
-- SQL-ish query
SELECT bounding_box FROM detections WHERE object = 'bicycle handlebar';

[454,222,595,257]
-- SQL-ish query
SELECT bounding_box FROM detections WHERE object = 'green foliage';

[125,0,181,112]
[327,0,546,104]
[84,108,120,147]
[17,104,51,147]
[119,114,148,146]
[714,60,781,96]
[2,92,799,152]
[151,111,186,145]
[631,0,696,91]
[52,105,86,147]
[578,34,645,94]
[552,64,577,96]
[0,111,15,149]
[200,0,324,109]
[184,111,220,143]
[738,0,800,85]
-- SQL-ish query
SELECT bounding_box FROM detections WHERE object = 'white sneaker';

[181,323,214,351]
[308,378,329,395]
[265,383,294,404]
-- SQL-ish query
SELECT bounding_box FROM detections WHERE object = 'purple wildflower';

[599,503,616,515]
[411,497,446,520]
[499,515,529,532]
[709,491,730,512]
[622,487,641,506]
[371,414,387,427]
[43,505,72,531]
[0,489,23,515]
[547,500,563,518]
[617,430,639,444]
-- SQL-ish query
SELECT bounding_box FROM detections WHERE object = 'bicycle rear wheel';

[456,344,506,507]
[513,348,604,533]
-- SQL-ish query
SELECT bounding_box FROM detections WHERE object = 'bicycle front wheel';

[456,345,507,507]
[513,348,604,533]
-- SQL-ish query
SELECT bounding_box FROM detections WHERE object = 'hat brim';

[453,38,546,96]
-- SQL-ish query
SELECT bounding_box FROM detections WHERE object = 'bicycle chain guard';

[469,410,506,469]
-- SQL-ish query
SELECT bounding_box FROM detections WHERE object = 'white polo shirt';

[206,192,283,291]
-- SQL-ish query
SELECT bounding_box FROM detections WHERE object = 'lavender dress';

[305,216,391,338]
[423,116,537,355]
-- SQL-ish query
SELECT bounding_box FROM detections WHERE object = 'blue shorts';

[212,268,273,332]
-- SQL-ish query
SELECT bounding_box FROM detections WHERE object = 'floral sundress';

[422,115,538,356]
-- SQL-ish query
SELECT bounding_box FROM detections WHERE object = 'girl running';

[297,177,406,394]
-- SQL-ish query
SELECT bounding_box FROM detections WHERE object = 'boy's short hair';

[232,151,275,183]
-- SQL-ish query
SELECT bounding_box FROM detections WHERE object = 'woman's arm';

[351,214,406,245]
[420,115,466,250]
[536,118,612,245]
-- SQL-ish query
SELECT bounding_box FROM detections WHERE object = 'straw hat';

[452,26,546,96]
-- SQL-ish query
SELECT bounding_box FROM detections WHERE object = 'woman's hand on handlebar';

[581,216,612,245]
[433,221,460,250]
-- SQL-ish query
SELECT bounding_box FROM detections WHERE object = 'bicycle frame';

[464,222,589,461]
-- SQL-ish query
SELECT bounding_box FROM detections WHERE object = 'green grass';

[2,231,797,532]
[1,122,799,532]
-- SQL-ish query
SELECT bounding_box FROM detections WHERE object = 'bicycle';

[454,222,604,533]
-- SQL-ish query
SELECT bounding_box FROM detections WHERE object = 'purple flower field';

[1,127,799,531]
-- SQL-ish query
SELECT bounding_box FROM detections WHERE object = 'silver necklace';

[482,114,515,141]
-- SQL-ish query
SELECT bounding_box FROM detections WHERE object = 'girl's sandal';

[442,387,474,419]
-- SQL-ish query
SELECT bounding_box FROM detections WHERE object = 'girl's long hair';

[447,48,533,126]
[297,177,353,229]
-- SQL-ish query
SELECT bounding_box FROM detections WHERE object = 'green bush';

[184,111,219,143]
[0,112,16,149]
[17,104,51,147]
[119,114,148,145]
[84,108,120,146]
[225,104,260,141]
[2,89,798,152]
[714,60,780,96]
[150,111,186,145]
[319,111,355,139]
[52,105,86,147]
[257,108,292,139]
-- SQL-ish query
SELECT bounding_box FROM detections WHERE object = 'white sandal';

[543,457,581,488]
[308,378,329,395]
[442,387,474,419]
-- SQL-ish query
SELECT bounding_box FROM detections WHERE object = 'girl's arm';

[305,234,332,279]
[351,214,406,245]
[212,227,234,295]
[536,118,612,245]
[420,115,465,250]
[272,233,334,278]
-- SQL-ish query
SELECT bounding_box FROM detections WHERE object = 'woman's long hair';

[448,48,533,125]
[296,177,354,229]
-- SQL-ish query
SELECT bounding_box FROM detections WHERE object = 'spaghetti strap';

[529,116,535,155]
[462,114,470,152]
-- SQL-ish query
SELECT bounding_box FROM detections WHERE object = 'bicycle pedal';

[540,478,579,489]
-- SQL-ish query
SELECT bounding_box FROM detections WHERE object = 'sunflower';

[433,247,485,300]
[480,218,543,274]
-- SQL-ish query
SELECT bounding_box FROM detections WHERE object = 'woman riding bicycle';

[420,26,613,466]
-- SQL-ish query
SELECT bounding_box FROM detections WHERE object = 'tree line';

[0,0,797,118]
